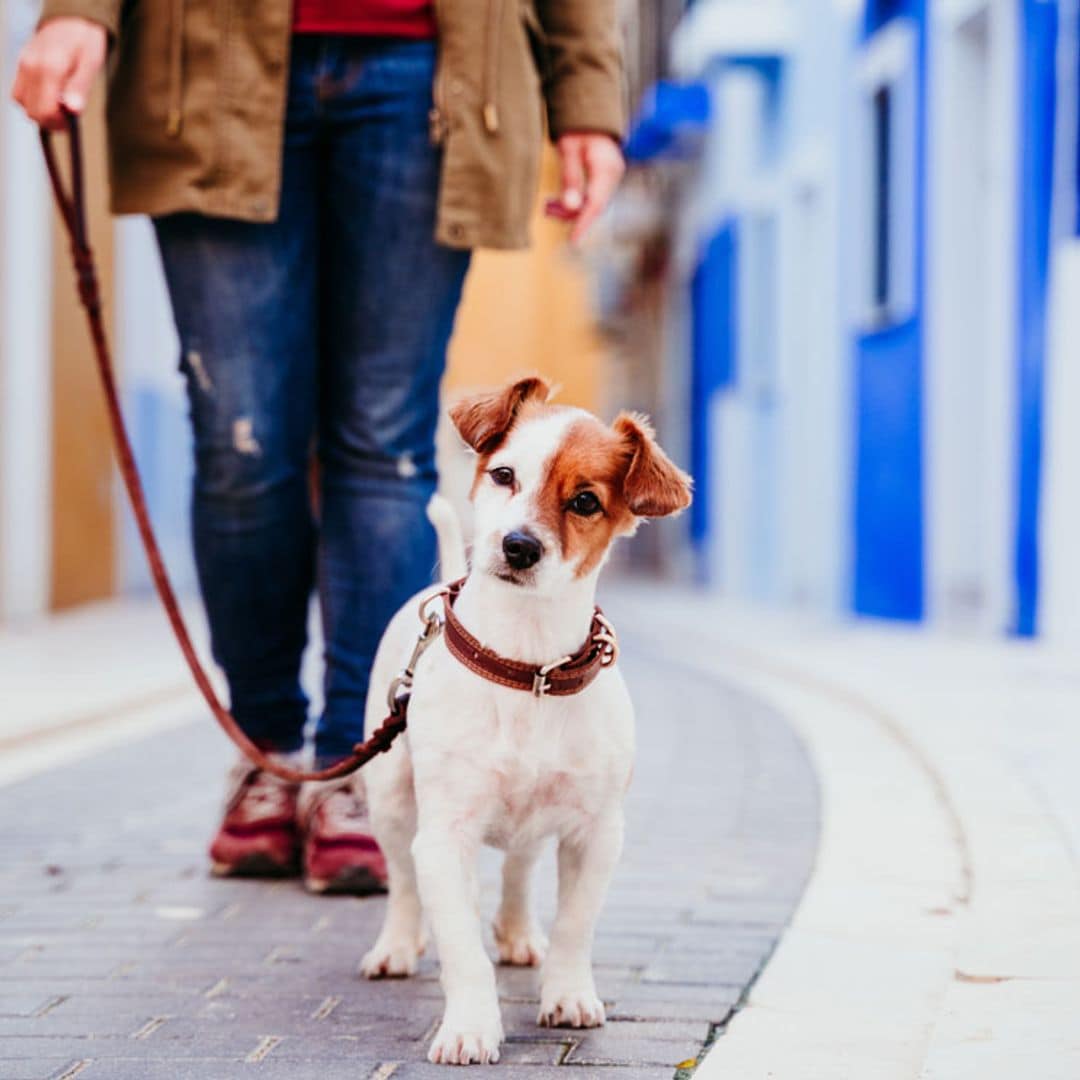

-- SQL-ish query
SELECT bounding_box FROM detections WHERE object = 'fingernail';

[61,92,84,112]
[563,189,584,212]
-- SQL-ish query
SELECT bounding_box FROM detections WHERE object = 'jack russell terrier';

[358,376,692,1065]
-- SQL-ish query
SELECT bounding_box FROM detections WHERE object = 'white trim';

[671,0,795,80]
[924,0,1019,633]
[855,17,917,88]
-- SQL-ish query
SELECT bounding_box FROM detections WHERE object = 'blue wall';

[853,2,927,621]
[1012,0,1057,635]
[690,221,738,564]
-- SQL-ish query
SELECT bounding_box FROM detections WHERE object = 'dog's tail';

[427,494,468,581]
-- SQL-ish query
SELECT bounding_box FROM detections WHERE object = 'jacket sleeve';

[536,0,626,142]
[39,0,122,36]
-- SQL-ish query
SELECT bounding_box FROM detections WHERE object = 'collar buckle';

[533,654,573,697]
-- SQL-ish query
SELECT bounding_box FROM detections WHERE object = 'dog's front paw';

[359,934,424,979]
[493,919,548,967]
[538,987,605,1029]
[428,1013,504,1066]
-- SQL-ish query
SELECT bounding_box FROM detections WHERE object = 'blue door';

[690,220,738,577]
[853,5,927,620]
[1012,0,1057,636]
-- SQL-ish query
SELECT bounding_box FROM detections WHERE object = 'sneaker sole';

[211,854,299,879]
[305,865,388,896]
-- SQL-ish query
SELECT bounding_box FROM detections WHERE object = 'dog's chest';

[481,759,594,848]
[474,698,612,848]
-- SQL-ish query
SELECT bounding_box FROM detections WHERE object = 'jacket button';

[449,223,465,241]
[449,78,464,96]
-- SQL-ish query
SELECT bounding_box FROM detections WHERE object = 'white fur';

[360,413,635,1067]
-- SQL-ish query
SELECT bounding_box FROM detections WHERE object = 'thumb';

[558,139,586,214]
[59,42,102,114]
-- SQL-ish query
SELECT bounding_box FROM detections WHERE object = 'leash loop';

[40,111,406,786]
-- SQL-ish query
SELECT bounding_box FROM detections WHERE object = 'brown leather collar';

[438,578,618,697]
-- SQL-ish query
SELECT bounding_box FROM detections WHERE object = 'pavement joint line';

[554,1037,579,1064]
[245,1035,284,1063]
[130,1015,168,1039]
[310,995,342,1020]
[32,994,69,1017]
[52,1061,91,1080]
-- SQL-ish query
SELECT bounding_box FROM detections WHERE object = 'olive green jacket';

[40,0,626,249]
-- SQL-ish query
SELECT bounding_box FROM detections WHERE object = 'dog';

[359,376,692,1065]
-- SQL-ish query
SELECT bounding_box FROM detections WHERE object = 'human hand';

[547,133,626,244]
[11,17,107,130]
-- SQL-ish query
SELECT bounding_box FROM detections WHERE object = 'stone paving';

[0,635,819,1079]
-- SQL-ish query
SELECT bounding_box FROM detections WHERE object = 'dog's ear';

[613,412,693,518]
[450,376,552,454]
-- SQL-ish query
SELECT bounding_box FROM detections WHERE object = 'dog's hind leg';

[360,777,426,979]
[494,845,548,967]
[538,809,624,1029]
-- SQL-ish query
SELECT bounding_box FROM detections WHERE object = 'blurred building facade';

[0,0,605,624]
[603,0,1080,641]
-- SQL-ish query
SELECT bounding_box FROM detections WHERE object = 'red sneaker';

[209,763,301,878]
[300,781,388,895]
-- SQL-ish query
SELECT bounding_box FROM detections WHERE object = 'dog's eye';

[568,491,602,517]
[490,467,515,488]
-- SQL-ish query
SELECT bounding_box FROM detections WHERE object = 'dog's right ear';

[449,376,552,454]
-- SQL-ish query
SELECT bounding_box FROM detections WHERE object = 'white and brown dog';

[359,376,692,1065]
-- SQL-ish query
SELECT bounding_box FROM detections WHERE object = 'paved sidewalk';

[608,585,1080,1079]
[0,634,819,1079]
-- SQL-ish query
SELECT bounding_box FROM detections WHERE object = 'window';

[857,20,917,328]
[872,85,893,309]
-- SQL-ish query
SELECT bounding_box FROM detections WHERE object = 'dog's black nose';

[502,531,543,570]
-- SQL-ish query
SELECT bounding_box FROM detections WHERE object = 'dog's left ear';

[613,412,693,518]
[450,376,552,455]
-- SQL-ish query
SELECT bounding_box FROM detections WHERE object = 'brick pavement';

[0,632,819,1079]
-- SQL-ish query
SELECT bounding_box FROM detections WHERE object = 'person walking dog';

[12,1,625,895]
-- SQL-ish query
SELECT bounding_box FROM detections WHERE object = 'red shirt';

[293,0,436,38]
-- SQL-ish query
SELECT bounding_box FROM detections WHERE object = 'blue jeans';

[154,36,471,764]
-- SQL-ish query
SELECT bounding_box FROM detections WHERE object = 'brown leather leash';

[40,111,619,787]
[40,111,403,784]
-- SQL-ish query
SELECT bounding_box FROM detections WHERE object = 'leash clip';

[386,591,447,715]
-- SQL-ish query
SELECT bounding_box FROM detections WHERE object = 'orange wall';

[445,148,604,411]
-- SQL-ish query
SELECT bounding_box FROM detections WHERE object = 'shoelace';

[233,769,295,819]
[315,787,369,832]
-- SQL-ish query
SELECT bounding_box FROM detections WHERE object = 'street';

[0,593,818,1079]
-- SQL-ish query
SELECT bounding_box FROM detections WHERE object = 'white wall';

[1041,241,1080,643]
[115,218,194,596]
[925,0,1019,635]
[0,1,52,621]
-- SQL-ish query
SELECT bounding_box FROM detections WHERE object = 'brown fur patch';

[534,413,693,578]
[535,416,639,578]
[449,377,551,456]
[612,412,693,518]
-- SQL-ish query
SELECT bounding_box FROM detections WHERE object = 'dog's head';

[450,376,693,593]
